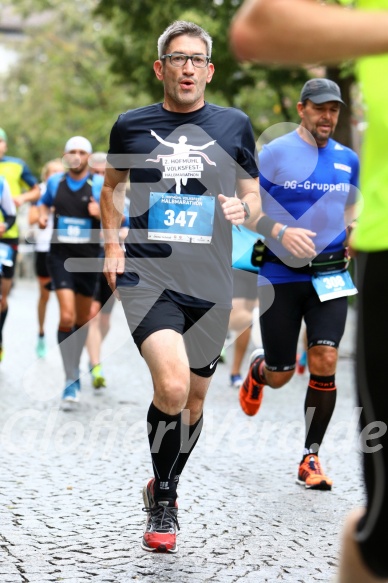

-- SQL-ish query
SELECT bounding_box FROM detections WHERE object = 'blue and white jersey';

[0,177,17,267]
[41,172,102,206]
[40,172,104,258]
[259,130,359,284]
[0,177,16,220]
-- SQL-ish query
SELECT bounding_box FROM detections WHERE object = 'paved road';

[0,277,363,582]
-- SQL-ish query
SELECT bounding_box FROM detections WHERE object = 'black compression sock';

[174,413,204,482]
[0,307,8,343]
[147,402,182,502]
[57,326,77,380]
[304,374,336,453]
[252,356,266,384]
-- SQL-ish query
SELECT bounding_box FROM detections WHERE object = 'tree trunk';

[326,66,355,150]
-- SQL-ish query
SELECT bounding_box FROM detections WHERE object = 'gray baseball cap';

[300,78,345,105]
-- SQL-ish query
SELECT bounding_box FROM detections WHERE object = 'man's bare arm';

[237,176,261,228]
[100,166,128,244]
[230,0,388,64]
[100,166,129,293]
[14,184,40,208]
[218,177,261,228]
[38,204,50,229]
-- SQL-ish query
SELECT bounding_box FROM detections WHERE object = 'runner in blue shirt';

[39,136,103,405]
[240,79,359,491]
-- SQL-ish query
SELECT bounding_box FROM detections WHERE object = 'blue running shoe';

[36,336,47,358]
[62,380,80,403]
[230,374,243,388]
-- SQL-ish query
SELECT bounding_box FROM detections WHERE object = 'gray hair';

[89,151,107,165]
[157,21,212,59]
[41,158,64,182]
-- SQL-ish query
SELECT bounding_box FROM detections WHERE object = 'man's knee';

[59,312,76,329]
[154,374,190,410]
[308,345,338,375]
[265,369,294,389]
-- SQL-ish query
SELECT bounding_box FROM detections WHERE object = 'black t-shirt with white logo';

[107,102,258,308]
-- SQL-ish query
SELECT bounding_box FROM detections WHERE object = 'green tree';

[95,0,358,146]
[0,0,133,175]
[96,0,255,104]
[96,0,309,136]
[0,0,358,174]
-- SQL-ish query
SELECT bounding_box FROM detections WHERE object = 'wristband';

[2,216,16,231]
[276,225,288,243]
[256,215,276,238]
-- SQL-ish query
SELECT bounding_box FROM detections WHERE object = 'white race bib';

[312,270,358,302]
[148,192,215,244]
[57,216,92,243]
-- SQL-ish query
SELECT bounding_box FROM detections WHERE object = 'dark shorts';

[119,287,230,378]
[94,272,115,314]
[0,243,18,280]
[35,251,50,279]
[233,268,258,300]
[258,281,348,372]
[47,252,98,297]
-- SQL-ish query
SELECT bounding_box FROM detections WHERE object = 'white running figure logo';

[148,130,216,194]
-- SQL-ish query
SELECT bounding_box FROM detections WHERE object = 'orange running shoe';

[297,454,333,490]
[239,348,265,416]
[142,478,179,553]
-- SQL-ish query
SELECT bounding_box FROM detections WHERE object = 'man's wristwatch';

[241,201,250,220]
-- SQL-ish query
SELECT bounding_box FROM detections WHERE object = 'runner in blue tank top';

[39,136,103,406]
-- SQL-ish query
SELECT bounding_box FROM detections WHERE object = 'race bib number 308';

[312,270,358,302]
[148,192,215,244]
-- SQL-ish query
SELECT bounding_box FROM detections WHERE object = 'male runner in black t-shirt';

[101,20,261,553]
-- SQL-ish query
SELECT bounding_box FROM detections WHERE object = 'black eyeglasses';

[161,53,210,68]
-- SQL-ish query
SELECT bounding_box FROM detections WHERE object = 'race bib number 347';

[148,192,215,244]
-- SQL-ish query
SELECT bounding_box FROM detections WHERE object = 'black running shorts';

[94,272,115,314]
[35,251,50,279]
[258,281,348,371]
[47,252,98,297]
[118,286,230,377]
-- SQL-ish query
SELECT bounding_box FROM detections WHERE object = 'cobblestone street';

[0,278,363,582]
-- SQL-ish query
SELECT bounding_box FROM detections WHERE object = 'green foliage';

[95,0,360,156]
[0,0,132,175]
[95,0,311,136]
[96,0,257,105]
[0,0,358,177]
